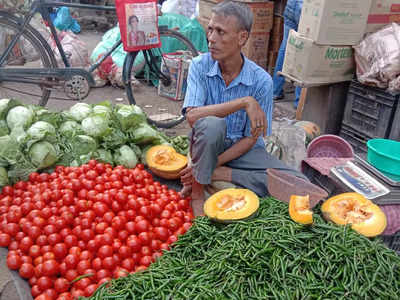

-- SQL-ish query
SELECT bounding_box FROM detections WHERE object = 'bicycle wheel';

[0,13,57,106]
[124,28,199,128]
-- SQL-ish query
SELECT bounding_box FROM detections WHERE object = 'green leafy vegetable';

[26,121,56,142]
[71,135,97,155]
[81,114,111,138]
[113,145,137,168]
[0,120,9,137]
[93,148,114,165]
[128,123,162,145]
[59,120,83,138]
[28,141,58,170]
[115,104,146,131]
[68,103,93,122]
[0,167,8,187]
[6,105,34,130]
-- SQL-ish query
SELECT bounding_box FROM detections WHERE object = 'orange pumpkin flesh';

[321,193,387,237]
[146,145,187,179]
[289,195,313,225]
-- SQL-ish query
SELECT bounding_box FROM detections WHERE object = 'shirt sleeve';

[182,59,207,115]
[244,74,274,138]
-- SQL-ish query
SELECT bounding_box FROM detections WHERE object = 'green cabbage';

[113,145,138,168]
[0,120,9,137]
[0,167,8,187]
[27,121,56,141]
[115,104,146,131]
[0,98,20,120]
[129,123,162,145]
[93,102,112,117]
[81,114,111,138]
[71,135,97,155]
[140,145,152,166]
[6,106,34,129]
[29,141,58,169]
[68,103,93,121]
[59,120,83,137]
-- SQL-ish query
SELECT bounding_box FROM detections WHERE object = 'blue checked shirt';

[182,53,273,148]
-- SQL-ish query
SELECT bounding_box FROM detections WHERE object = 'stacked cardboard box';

[198,0,274,70]
[366,0,400,34]
[267,15,284,74]
[282,0,372,85]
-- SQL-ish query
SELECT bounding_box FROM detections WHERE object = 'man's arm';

[186,96,266,138]
[217,136,257,166]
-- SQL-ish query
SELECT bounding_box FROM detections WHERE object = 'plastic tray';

[355,155,400,187]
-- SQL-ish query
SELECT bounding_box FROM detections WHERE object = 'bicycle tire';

[124,28,199,129]
[0,12,57,107]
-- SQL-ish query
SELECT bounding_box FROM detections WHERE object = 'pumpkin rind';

[321,192,387,237]
[146,145,187,179]
[203,188,259,223]
[289,195,313,225]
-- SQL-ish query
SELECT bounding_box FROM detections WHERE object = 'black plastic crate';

[339,124,370,156]
[342,80,399,139]
[381,231,400,255]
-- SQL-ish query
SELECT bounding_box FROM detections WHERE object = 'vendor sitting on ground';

[179,0,308,216]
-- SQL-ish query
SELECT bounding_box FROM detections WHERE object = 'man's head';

[207,1,253,62]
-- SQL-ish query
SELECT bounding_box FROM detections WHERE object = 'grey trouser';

[189,116,308,197]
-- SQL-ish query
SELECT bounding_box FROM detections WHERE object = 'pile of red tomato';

[0,160,193,300]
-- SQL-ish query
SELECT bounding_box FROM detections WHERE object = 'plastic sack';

[53,6,81,34]
[161,0,199,19]
[354,23,400,94]
[48,31,89,67]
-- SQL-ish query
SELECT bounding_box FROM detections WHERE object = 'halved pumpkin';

[321,192,387,237]
[146,145,187,179]
[203,188,259,223]
[289,195,313,225]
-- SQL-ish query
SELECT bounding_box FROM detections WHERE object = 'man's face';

[207,14,247,62]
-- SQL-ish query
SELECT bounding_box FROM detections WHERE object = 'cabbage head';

[81,114,110,138]
[113,145,137,168]
[27,121,56,141]
[59,120,83,137]
[0,98,19,120]
[93,103,112,117]
[68,103,93,122]
[71,135,97,155]
[6,106,34,129]
[0,167,8,187]
[0,120,9,137]
[115,104,146,131]
[129,123,162,145]
[29,141,58,169]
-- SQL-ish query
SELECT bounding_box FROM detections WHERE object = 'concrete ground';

[0,28,296,300]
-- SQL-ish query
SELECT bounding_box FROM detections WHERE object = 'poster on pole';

[115,0,161,52]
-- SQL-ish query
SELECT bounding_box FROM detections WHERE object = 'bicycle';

[0,0,199,128]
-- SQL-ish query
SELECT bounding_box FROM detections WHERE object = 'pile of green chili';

[88,198,400,300]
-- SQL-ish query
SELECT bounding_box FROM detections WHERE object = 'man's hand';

[244,97,267,138]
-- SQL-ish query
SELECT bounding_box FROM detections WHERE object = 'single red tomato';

[7,255,22,270]
[19,263,35,278]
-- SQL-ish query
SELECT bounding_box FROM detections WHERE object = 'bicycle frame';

[0,0,121,87]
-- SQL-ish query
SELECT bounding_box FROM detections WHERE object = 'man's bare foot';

[191,180,205,217]
[179,185,192,198]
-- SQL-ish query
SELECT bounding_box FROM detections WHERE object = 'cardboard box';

[270,16,284,52]
[298,0,372,45]
[366,1,400,34]
[242,31,270,69]
[199,0,274,32]
[282,30,355,85]
[370,0,400,14]
[365,14,400,34]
